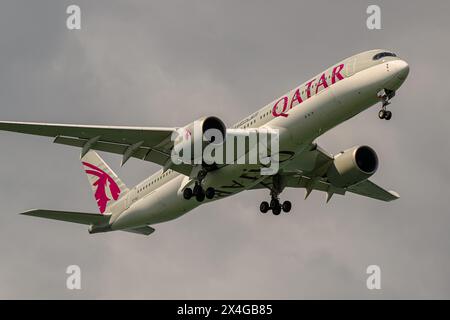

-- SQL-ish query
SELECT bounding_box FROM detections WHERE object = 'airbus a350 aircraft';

[0,49,409,236]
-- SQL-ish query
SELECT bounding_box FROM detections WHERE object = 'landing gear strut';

[377,89,395,121]
[183,169,215,202]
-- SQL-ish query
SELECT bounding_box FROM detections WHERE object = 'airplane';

[0,49,409,236]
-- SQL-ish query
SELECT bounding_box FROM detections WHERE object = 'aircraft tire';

[205,187,215,199]
[193,184,203,196]
[270,199,279,208]
[196,192,205,202]
[272,204,281,215]
[282,201,292,213]
[183,188,193,200]
[260,201,270,213]
[384,111,392,120]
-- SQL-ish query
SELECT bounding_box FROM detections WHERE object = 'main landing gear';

[377,89,395,121]
[260,174,291,215]
[183,183,215,202]
[183,169,215,202]
[260,191,292,215]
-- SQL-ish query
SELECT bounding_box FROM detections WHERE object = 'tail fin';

[81,151,129,214]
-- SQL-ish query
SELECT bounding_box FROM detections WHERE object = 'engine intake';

[202,116,226,145]
[327,146,378,187]
[173,116,227,163]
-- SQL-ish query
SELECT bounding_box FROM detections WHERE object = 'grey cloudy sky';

[0,0,449,299]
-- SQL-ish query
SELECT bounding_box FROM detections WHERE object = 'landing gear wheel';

[282,201,292,213]
[384,111,392,120]
[183,188,193,200]
[272,204,282,216]
[270,199,279,209]
[196,191,205,202]
[260,201,270,214]
[378,110,386,119]
[205,187,215,199]
[193,184,203,196]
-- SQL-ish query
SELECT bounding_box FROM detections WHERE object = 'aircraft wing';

[0,121,193,175]
[252,143,400,202]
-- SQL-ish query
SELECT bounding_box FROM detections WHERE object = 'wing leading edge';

[0,121,192,175]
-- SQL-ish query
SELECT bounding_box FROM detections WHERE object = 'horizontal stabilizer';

[21,209,109,225]
[22,210,155,236]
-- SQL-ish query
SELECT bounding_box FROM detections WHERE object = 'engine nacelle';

[173,116,226,163]
[327,146,378,187]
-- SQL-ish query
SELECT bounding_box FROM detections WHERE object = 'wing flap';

[53,135,193,175]
[54,136,150,160]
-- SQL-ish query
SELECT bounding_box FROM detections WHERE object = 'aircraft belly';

[112,176,197,230]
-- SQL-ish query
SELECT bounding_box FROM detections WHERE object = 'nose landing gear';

[378,109,392,120]
[377,89,395,121]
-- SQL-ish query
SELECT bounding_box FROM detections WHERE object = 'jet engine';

[327,146,378,187]
[173,116,226,163]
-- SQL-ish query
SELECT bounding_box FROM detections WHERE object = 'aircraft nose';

[392,59,410,80]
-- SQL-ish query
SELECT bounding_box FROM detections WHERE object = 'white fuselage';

[109,50,409,231]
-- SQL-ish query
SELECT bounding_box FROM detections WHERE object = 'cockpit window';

[373,52,397,60]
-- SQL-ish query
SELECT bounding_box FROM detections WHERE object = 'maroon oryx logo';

[82,162,121,214]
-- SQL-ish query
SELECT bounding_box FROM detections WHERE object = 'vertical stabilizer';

[81,151,129,214]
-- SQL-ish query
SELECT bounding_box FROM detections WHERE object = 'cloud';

[0,0,449,299]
